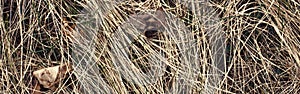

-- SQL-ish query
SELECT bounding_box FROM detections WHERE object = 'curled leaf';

[33,63,72,89]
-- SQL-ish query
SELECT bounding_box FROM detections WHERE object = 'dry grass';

[0,0,300,93]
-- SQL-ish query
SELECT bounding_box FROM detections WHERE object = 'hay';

[1,0,300,93]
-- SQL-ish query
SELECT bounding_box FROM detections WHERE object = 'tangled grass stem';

[1,0,300,93]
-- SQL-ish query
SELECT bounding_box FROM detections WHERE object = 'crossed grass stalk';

[1,0,300,94]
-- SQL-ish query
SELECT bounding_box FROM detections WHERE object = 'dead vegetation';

[0,0,300,93]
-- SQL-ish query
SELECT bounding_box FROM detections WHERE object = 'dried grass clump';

[210,0,300,93]
[0,0,300,93]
